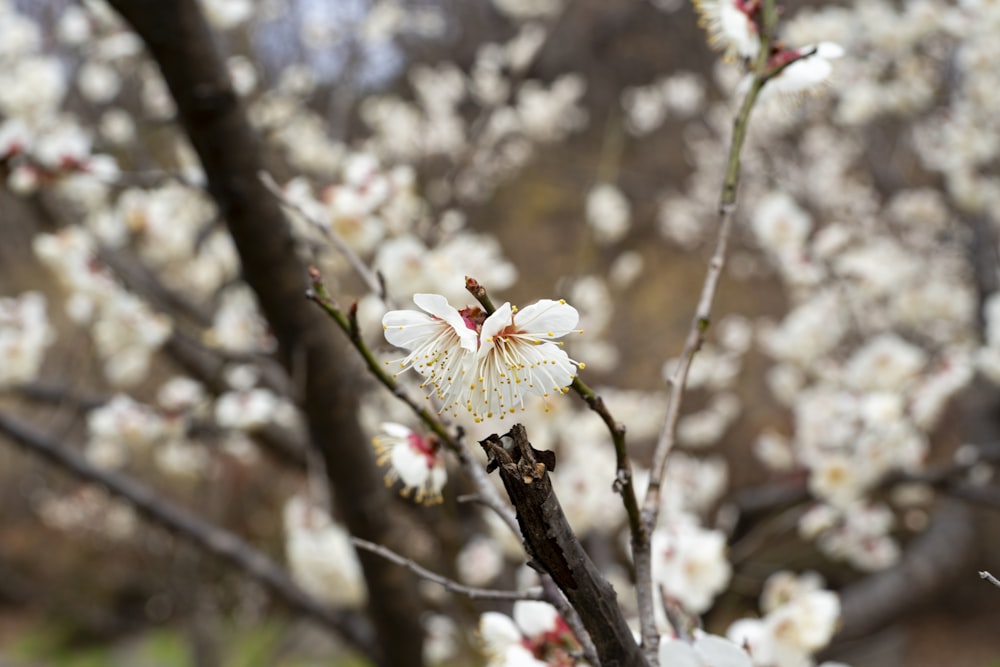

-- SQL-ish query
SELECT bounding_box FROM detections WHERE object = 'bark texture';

[103,2,424,664]
[481,424,649,667]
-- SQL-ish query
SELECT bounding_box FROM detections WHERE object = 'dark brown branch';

[968,213,1000,338]
[0,412,374,654]
[103,2,425,664]
[944,481,1000,509]
[481,424,649,667]
[15,382,105,412]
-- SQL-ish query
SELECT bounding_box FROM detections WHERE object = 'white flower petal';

[390,440,431,488]
[694,634,753,667]
[412,292,456,319]
[380,422,413,439]
[479,611,522,651]
[658,640,701,667]
[513,299,580,337]
[480,302,514,355]
[512,600,559,637]
[815,42,845,59]
[382,309,437,349]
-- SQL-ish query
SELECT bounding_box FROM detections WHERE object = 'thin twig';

[261,171,388,303]
[979,571,1000,588]
[659,585,697,642]
[569,380,645,548]
[728,503,810,565]
[0,411,373,654]
[352,537,543,602]
[636,1,783,658]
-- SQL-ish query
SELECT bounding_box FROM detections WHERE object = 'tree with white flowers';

[1,0,998,665]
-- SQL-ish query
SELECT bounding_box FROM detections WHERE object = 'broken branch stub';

[480,424,649,667]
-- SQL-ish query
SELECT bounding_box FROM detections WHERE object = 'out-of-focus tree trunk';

[103,2,425,664]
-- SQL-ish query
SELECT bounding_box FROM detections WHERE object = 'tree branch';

[260,171,389,304]
[352,537,544,602]
[481,424,648,667]
[103,2,425,664]
[637,0,781,656]
[979,571,1000,589]
[0,411,374,655]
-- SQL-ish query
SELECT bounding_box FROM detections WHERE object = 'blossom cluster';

[33,228,172,387]
[0,291,55,388]
[7,0,995,663]
[283,494,366,607]
[382,293,584,422]
[0,2,120,195]
[641,0,994,582]
[479,601,580,667]
[372,422,447,505]
[728,572,842,667]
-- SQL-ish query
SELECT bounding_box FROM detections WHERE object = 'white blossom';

[843,333,927,392]
[383,294,583,422]
[372,422,447,504]
[764,43,845,99]
[0,291,55,387]
[585,183,631,245]
[479,601,576,667]
[728,572,841,667]
[652,515,732,613]
[693,0,760,59]
[752,191,812,257]
[283,495,366,607]
[659,633,752,667]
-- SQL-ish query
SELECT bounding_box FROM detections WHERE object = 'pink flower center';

[406,432,437,468]
[523,616,578,667]
[458,306,485,332]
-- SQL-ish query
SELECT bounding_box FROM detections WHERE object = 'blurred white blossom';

[283,495,366,607]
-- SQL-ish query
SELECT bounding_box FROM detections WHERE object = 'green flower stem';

[306,270,458,452]
[464,276,497,313]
